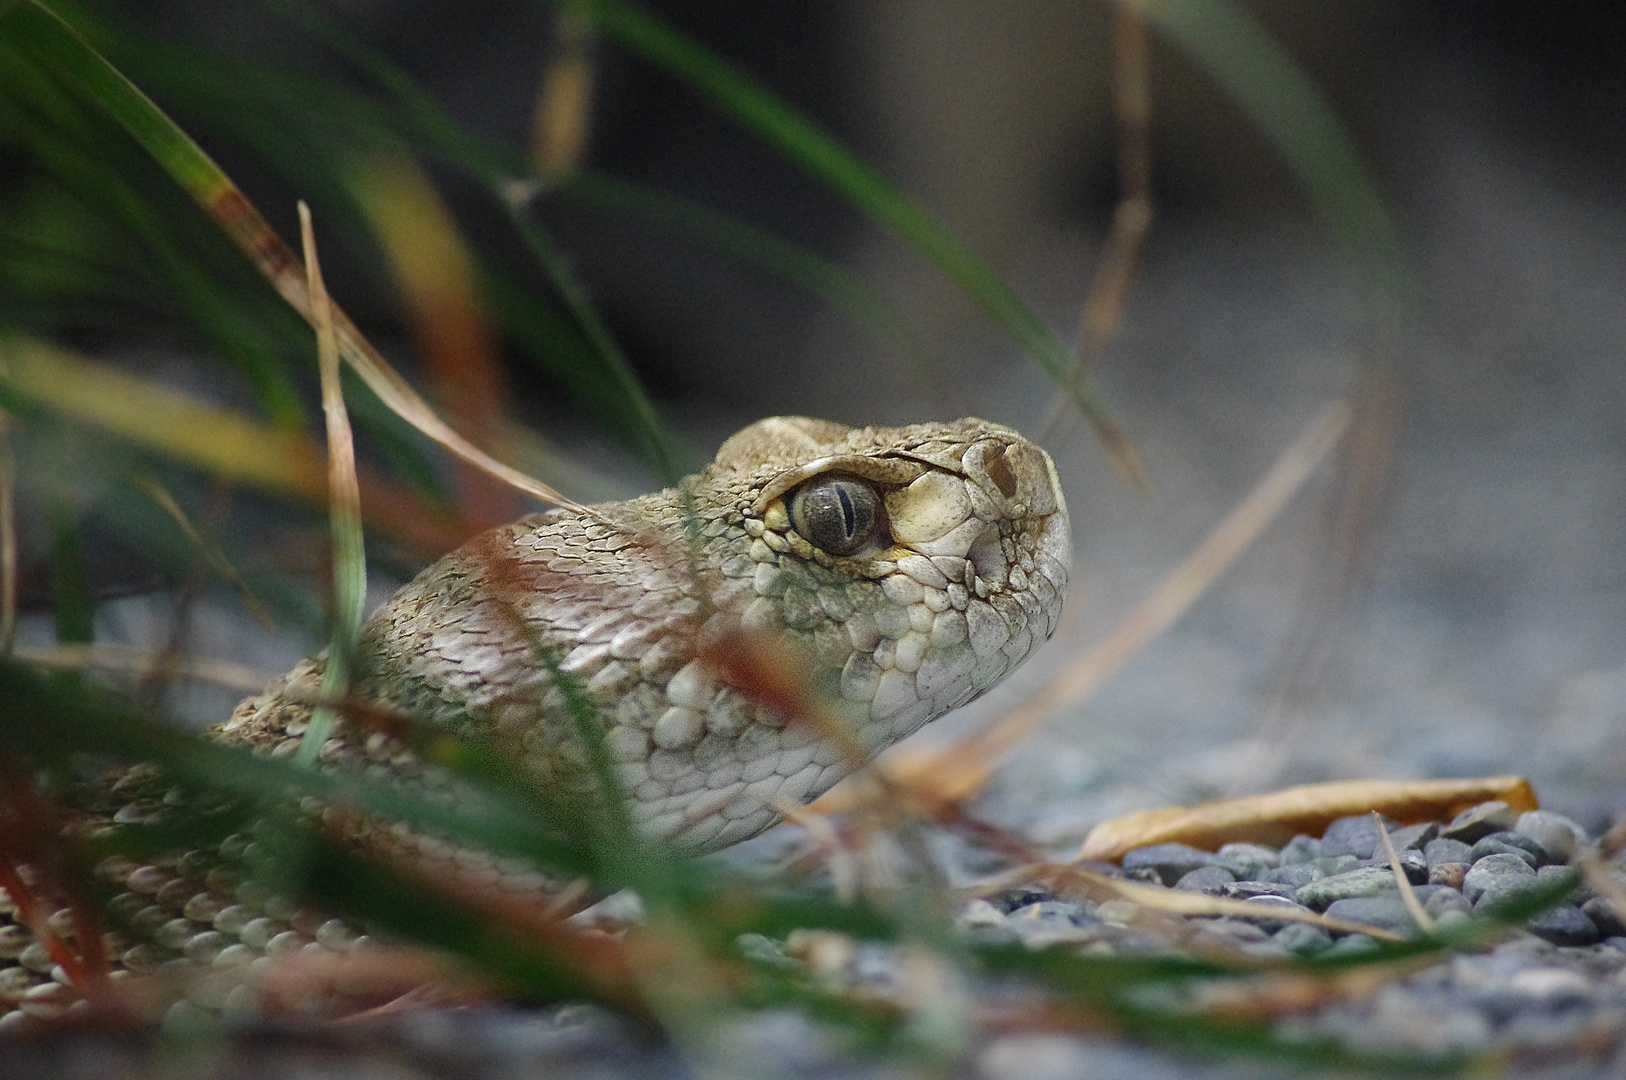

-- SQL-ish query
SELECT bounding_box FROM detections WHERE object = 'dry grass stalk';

[10,644,275,693]
[353,154,520,524]
[1373,811,1434,935]
[533,4,598,176]
[132,475,277,633]
[0,336,471,556]
[1042,3,1155,441]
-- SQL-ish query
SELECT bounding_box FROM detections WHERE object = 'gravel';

[949,800,1626,1063]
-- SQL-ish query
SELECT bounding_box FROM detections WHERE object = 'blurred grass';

[0,0,1492,1074]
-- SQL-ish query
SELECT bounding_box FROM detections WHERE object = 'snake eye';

[788,474,882,555]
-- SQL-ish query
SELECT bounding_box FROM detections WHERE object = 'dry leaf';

[1076,776,1537,862]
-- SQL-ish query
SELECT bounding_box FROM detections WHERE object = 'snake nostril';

[983,444,1019,499]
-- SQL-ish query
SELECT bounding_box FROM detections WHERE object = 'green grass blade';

[567,0,1130,438]
[1127,0,1407,295]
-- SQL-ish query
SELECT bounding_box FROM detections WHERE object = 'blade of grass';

[532,1,597,175]
[295,202,366,767]
[11,642,274,692]
[2,0,584,511]
[0,334,467,555]
[349,152,521,522]
[564,0,1143,484]
[130,474,276,633]
[1124,0,1406,296]
[0,401,15,654]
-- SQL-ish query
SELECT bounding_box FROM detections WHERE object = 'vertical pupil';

[837,486,856,536]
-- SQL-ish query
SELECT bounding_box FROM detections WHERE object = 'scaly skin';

[0,415,1070,1024]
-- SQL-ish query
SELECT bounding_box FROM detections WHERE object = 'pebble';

[1464,852,1538,909]
[1423,837,1474,867]
[1323,895,1421,938]
[1469,831,1547,867]
[1294,866,1402,910]
[1440,800,1516,844]
[1515,810,1586,864]
[1173,866,1234,892]
[1320,814,1399,859]
[1120,843,1223,886]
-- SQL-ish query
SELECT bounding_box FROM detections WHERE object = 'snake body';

[0,415,1069,1022]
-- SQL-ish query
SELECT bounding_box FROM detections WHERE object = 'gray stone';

[1274,922,1333,955]
[1386,821,1441,852]
[1465,852,1540,911]
[1469,830,1547,867]
[1215,842,1279,872]
[1120,842,1221,886]
[1259,863,1322,888]
[1440,800,1516,845]
[1516,810,1587,864]
[1582,897,1626,938]
[1232,895,1316,931]
[1424,837,1474,867]
[1211,880,1296,902]
[1308,855,1360,877]
[1197,918,1270,946]
[1323,933,1382,957]
[1320,813,1399,859]
[1174,865,1235,892]
[1524,904,1599,946]
[1278,834,1323,864]
[1421,886,1472,920]
[1296,867,1401,911]
[1324,895,1420,937]
[1536,863,1582,897]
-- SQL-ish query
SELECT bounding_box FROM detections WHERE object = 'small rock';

[1422,887,1472,920]
[1386,821,1441,852]
[1582,898,1626,938]
[1259,863,1322,888]
[1278,834,1323,864]
[1275,922,1333,955]
[1516,810,1586,865]
[1324,933,1382,957]
[1441,801,1516,845]
[1469,831,1547,868]
[1503,965,1594,1006]
[1320,814,1399,859]
[1232,895,1317,931]
[1174,865,1235,892]
[1211,880,1297,901]
[1424,837,1475,867]
[1121,843,1220,886]
[987,887,1049,913]
[1309,855,1360,877]
[1525,904,1599,946]
[1296,867,1401,911]
[1465,852,1539,911]
[1197,918,1270,946]
[1324,895,1420,938]
[1119,867,1165,886]
[1429,862,1468,890]
[1215,842,1280,872]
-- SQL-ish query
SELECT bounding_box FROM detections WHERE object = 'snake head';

[672,416,1072,831]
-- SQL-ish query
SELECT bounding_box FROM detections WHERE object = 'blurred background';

[6,0,1626,838]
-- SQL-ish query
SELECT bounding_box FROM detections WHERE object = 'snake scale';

[0,415,1070,1024]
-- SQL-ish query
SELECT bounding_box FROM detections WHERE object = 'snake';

[0,415,1070,1024]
